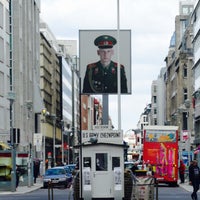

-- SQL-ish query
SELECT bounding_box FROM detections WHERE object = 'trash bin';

[130,170,155,200]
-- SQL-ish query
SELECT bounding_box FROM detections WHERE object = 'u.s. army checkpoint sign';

[82,130,123,144]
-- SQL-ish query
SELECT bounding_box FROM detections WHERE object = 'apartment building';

[192,1,200,147]
[11,0,42,152]
[165,2,195,159]
[165,2,194,146]
[39,22,82,164]
[0,0,10,141]
[39,30,63,163]
[150,67,167,126]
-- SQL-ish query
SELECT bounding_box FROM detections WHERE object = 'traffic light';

[13,128,20,144]
[123,141,129,162]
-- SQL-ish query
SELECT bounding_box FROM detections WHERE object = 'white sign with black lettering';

[34,133,42,152]
[93,125,112,130]
[82,130,122,144]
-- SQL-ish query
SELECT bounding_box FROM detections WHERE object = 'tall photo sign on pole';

[79,30,131,95]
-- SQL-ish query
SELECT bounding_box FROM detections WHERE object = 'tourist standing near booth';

[179,160,186,184]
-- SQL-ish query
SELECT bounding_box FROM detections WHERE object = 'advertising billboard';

[79,30,131,94]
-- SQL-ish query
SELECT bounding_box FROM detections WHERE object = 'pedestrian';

[189,160,200,200]
[147,164,154,176]
[179,160,186,183]
[131,163,138,175]
[16,165,21,188]
[82,35,128,94]
[33,160,40,183]
[45,159,48,169]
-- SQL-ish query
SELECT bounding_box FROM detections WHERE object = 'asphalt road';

[0,185,196,200]
[156,185,192,200]
[0,187,73,200]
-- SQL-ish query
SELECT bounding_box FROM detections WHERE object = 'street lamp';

[61,120,64,164]
[51,114,56,166]
[26,100,33,187]
[41,108,50,174]
[7,91,16,192]
[184,99,191,166]
[64,126,73,165]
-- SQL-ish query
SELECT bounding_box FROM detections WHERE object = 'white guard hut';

[80,127,125,200]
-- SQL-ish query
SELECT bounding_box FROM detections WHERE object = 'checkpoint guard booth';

[80,127,125,200]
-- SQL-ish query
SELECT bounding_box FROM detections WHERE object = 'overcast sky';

[40,0,186,132]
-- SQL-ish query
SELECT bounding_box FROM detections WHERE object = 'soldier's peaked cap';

[94,35,117,49]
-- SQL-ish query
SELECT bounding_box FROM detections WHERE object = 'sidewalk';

[178,180,200,193]
[0,178,42,195]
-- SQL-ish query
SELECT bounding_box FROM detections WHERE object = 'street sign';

[34,133,42,145]
[182,130,189,141]
[93,125,112,130]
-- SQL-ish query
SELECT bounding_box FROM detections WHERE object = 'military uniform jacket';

[83,61,128,93]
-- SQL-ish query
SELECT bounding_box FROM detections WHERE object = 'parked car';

[43,166,71,188]
[124,161,142,171]
[66,164,76,173]
[124,161,134,170]
[63,165,73,183]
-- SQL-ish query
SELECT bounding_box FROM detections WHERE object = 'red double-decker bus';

[143,126,179,186]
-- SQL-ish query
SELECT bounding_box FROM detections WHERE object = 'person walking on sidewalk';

[189,160,200,200]
[33,160,40,183]
[16,165,22,188]
[179,160,186,183]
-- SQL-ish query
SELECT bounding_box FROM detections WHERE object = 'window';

[6,42,9,66]
[83,157,91,168]
[183,88,187,101]
[0,3,3,28]
[6,8,9,33]
[153,85,157,93]
[0,37,4,62]
[112,157,120,170]
[0,72,4,96]
[153,96,157,103]
[183,65,187,78]
[96,153,108,171]
[182,7,189,15]
[182,112,188,130]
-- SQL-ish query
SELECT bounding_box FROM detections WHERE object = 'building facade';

[39,22,65,165]
[165,1,195,158]
[0,0,10,141]
[150,67,167,126]
[192,0,200,147]
[11,0,42,153]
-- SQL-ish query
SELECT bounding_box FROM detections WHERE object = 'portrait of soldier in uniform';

[82,35,128,94]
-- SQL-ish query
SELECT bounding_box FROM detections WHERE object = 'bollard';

[11,170,16,192]
[47,180,54,200]
[48,181,50,200]
[51,183,54,200]
[154,178,158,200]
[28,160,31,187]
